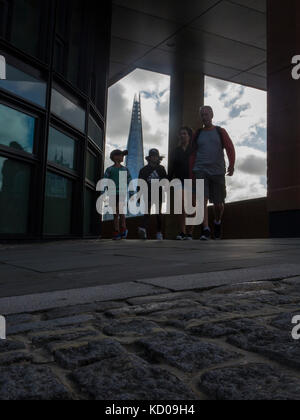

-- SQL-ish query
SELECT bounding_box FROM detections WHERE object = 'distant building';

[126,94,145,185]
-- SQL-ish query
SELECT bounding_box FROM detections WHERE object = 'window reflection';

[51,89,85,132]
[84,188,94,234]
[44,172,73,235]
[86,151,97,183]
[11,0,41,58]
[0,104,35,154]
[48,127,76,170]
[88,116,103,150]
[0,156,30,234]
[0,64,46,107]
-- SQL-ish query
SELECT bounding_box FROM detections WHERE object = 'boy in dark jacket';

[138,149,168,240]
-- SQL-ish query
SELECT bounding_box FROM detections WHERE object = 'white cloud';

[106,72,267,203]
[205,76,267,202]
[106,69,170,170]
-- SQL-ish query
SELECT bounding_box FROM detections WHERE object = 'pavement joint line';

[1,263,300,316]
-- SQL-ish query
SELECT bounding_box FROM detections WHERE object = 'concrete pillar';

[267,0,300,237]
[165,68,204,238]
[168,69,204,173]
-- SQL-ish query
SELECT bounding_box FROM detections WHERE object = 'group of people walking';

[104,106,236,241]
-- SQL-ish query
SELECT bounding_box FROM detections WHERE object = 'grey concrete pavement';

[0,239,300,299]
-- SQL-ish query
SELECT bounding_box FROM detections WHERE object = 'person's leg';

[120,214,127,231]
[211,176,227,239]
[186,192,196,237]
[214,203,225,223]
[139,194,151,239]
[176,191,186,238]
[203,198,209,229]
[181,191,187,234]
[156,198,164,240]
[114,214,120,232]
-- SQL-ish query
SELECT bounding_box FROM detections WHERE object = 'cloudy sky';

[106,69,267,203]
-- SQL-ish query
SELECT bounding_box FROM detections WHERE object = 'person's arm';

[159,166,168,180]
[103,167,111,179]
[100,167,111,194]
[169,149,178,180]
[139,167,147,182]
[221,128,236,176]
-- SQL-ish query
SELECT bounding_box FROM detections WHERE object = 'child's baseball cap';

[110,149,128,162]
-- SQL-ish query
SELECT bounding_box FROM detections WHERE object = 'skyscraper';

[126,94,145,184]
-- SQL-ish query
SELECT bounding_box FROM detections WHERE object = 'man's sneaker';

[113,231,122,241]
[120,229,128,239]
[176,233,186,241]
[185,234,193,241]
[214,222,222,240]
[200,228,211,241]
[138,227,147,240]
[156,232,164,241]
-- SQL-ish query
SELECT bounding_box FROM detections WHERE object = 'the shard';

[126,94,144,183]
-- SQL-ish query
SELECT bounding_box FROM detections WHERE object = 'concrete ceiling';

[110,0,267,90]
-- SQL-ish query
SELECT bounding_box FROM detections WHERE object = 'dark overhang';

[110,0,266,90]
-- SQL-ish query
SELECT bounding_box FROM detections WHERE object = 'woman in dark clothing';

[171,127,194,240]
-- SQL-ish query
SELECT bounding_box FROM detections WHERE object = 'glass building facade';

[0,0,111,240]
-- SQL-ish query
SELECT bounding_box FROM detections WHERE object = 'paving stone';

[44,304,100,320]
[105,300,195,319]
[252,292,300,306]
[44,301,126,320]
[270,312,300,330]
[0,340,25,353]
[0,365,70,400]
[200,363,300,400]
[6,314,36,325]
[95,301,129,312]
[8,315,94,335]
[103,319,163,337]
[137,332,241,373]
[189,318,263,339]
[148,306,219,328]
[72,354,196,400]
[0,352,32,366]
[127,292,200,306]
[282,277,300,286]
[31,328,98,347]
[208,281,278,295]
[199,292,273,314]
[54,338,126,369]
[226,322,300,369]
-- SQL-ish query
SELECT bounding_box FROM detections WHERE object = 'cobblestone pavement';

[1,277,300,400]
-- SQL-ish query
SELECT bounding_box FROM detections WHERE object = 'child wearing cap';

[104,150,132,240]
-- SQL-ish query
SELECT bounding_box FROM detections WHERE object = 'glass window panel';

[47,127,76,170]
[51,89,86,132]
[67,0,83,86]
[88,116,103,150]
[0,63,46,107]
[86,151,97,183]
[44,172,73,235]
[11,0,41,57]
[0,104,35,154]
[0,156,30,234]
[84,188,93,235]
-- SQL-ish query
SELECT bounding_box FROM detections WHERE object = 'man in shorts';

[190,106,236,240]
